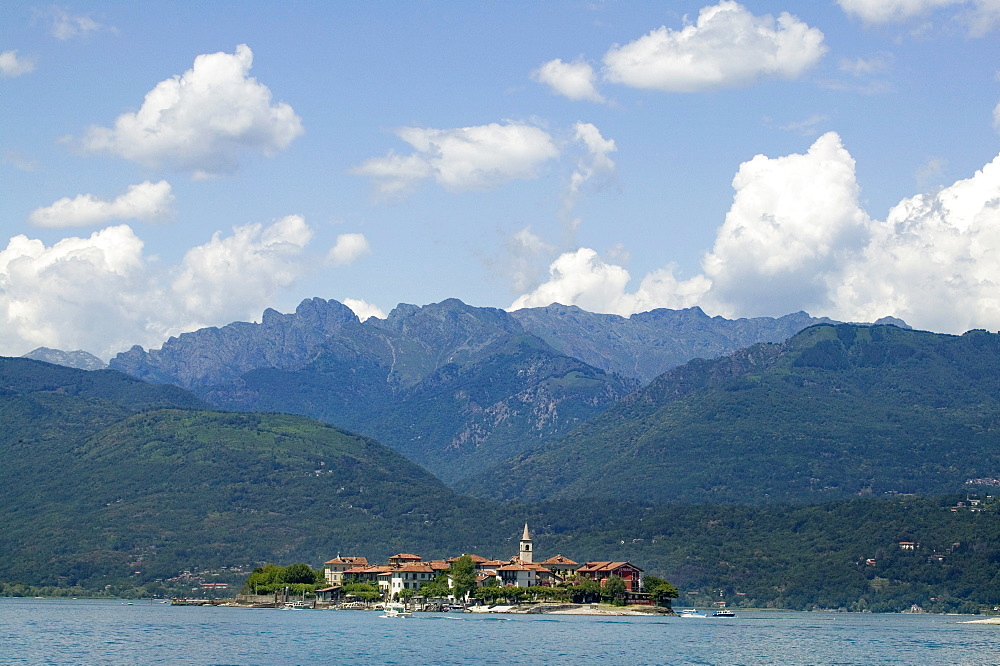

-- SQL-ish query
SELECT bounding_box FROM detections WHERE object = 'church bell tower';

[519,523,533,563]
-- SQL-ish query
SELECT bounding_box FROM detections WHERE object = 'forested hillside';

[4,356,1000,612]
[463,324,1000,504]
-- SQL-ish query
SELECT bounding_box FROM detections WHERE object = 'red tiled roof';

[578,561,642,573]
[542,554,578,565]
[389,553,422,560]
[324,556,368,566]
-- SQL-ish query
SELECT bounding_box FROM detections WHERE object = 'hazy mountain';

[191,301,638,481]
[510,304,837,384]
[22,347,107,370]
[460,323,1000,504]
[109,298,850,480]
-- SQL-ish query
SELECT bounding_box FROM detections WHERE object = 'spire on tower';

[519,523,533,563]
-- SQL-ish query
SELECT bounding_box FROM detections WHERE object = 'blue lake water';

[2,599,1000,665]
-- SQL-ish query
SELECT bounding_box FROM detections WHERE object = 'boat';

[281,600,312,610]
[678,609,706,618]
[381,603,413,618]
[712,609,736,617]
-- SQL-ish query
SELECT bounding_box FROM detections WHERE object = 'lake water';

[2,599,1000,665]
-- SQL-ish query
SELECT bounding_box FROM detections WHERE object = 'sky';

[2,0,1000,359]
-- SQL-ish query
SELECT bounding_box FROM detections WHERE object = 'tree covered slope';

[0,358,495,587]
[462,324,1000,504]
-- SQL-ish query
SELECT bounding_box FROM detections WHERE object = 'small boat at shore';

[679,609,706,618]
[381,603,413,618]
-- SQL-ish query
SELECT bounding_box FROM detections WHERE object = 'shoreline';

[466,603,673,616]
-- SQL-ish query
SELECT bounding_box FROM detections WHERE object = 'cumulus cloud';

[511,134,1000,335]
[82,44,303,177]
[509,248,709,315]
[28,180,175,228]
[342,298,386,321]
[699,132,870,317]
[602,1,826,92]
[0,216,313,359]
[532,58,605,102]
[171,215,312,321]
[832,154,1000,333]
[327,233,371,266]
[0,50,35,77]
[352,122,559,195]
[837,0,1000,34]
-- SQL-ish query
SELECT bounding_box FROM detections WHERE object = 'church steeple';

[519,523,533,563]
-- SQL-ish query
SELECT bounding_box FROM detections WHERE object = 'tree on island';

[449,555,477,602]
[643,575,679,607]
[419,575,452,600]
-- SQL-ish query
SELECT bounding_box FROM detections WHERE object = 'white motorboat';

[381,603,413,618]
[678,608,707,618]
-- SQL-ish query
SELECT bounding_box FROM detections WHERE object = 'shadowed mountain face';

[107,298,839,481]
[459,324,1000,504]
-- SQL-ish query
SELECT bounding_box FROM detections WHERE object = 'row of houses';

[319,524,646,602]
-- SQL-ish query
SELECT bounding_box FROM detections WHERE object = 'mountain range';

[106,298,843,481]
[462,323,1000,504]
[7,306,1000,612]
[2,355,999,613]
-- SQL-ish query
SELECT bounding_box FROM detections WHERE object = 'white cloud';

[48,9,104,40]
[569,122,616,194]
[602,1,826,92]
[994,101,1000,131]
[0,216,314,359]
[342,298,386,321]
[512,134,1000,336]
[327,233,371,266]
[532,58,605,102]
[82,44,303,177]
[839,54,892,76]
[28,180,175,228]
[0,50,35,77]
[837,0,1000,34]
[171,215,312,321]
[699,132,871,317]
[352,122,559,195]
[504,227,556,293]
[838,0,961,23]
[832,154,1000,333]
[509,248,709,315]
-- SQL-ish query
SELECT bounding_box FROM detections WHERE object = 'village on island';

[214,525,681,615]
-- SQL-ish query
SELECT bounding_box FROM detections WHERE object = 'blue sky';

[2,1,999,358]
